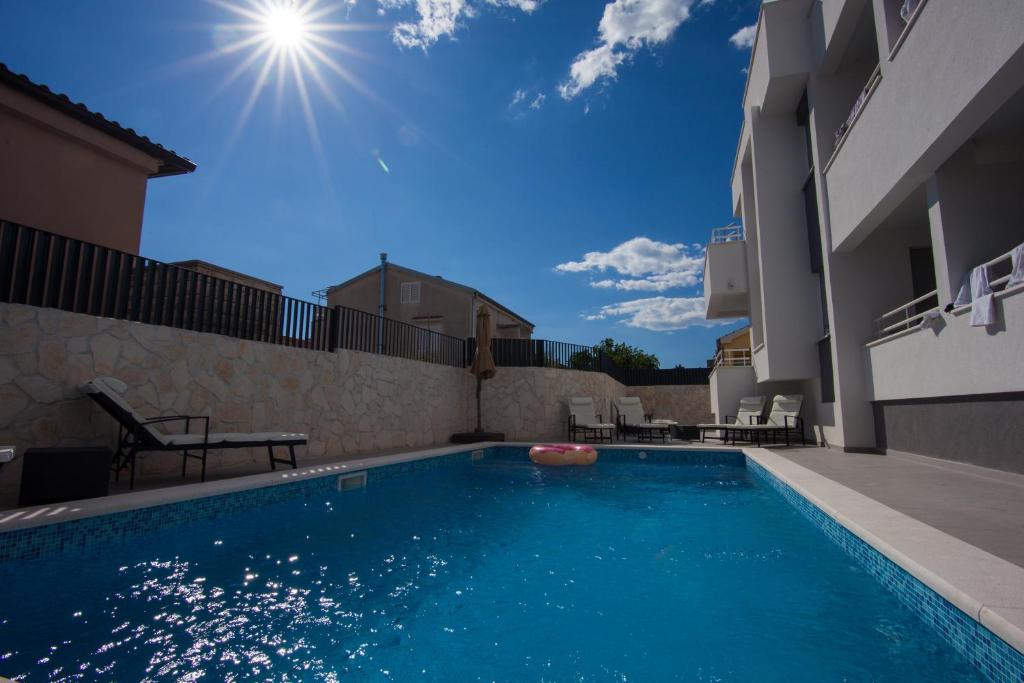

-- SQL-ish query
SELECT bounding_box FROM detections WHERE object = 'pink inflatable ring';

[529,443,598,467]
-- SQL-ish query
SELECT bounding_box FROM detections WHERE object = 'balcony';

[824,0,1024,251]
[704,226,750,320]
[743,0,812,115]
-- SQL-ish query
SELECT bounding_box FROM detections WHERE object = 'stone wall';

[0,303,472,507]
[631,385,713,425]
[0,303,717,507]
[478,366,624,441]
[479,367,714,440]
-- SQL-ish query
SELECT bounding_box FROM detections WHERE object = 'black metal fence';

[0,220,709,382]
[468,337,710,385]
[335,305,466,368]
[0,221,335,350]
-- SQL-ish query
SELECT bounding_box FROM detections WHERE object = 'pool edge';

[745,447,1024,678]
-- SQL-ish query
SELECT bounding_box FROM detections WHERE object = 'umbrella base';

[450,431,505,444]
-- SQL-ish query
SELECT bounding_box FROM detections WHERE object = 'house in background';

[326,254,534,340]
[0,63,195,254]
[703,0,1024,472]
[171,260,282,295]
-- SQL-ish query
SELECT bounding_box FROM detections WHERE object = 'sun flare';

[202,0,388,180]
[262,5,308,48]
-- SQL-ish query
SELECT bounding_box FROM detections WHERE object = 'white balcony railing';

[823,65,883,174]
[714,348,753,368]
[873,289,939,341]
[710,225,744,244]
[951,246,1024,314]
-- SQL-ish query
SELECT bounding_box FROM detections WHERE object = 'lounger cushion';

[576,423,615,430]
[83,377,169,446]
[613,397,647,426]
[732,394,804,430]
[164,432,308,447]
[735,396,767,426]
[569,397,604,427]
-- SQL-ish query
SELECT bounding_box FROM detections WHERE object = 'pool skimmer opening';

[337,471,367,491]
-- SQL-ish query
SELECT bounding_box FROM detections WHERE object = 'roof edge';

[0,63,196,177]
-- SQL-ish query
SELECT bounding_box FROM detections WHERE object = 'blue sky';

[1,0,757,367]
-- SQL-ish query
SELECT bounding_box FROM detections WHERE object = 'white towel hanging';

[969,265,995,327]
[1008,243,1024,288]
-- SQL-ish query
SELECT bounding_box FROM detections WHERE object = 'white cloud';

[729,24,756,49]
[555,236,704,291]
[529,92,546,109]
[559,0,699,99]
[510,88,527,107]
[381,0,542,49]
[558,44,627,99]
[588,296,721,331]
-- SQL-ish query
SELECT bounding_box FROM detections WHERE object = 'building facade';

[0,63,194,254]
[704,0,1024,472]
[326,256,534,340]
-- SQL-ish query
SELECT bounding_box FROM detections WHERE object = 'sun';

[262,5,308,48]
[201,0,390,180]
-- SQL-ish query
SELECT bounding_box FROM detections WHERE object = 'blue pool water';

[0,450,987,681]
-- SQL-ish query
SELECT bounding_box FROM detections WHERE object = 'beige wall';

[479,366,623,441]
[0,86,162,254]
[479,368,712,441]
[0,302,714,507]
[631,385,713,426]
[328,268,532,340]
[0,303,473,507]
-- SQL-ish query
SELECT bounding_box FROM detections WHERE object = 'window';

[400,281,420,304]
[817,336,835,404]
[797,89,831,337]
[803,177,823,275]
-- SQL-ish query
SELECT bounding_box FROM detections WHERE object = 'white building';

[704,0,1024,472]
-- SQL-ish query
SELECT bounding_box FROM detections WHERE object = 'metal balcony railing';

[873,289,939,341]
[713,348,752,368]
[710,225,744,244]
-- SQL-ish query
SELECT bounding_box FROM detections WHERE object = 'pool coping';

[745,447,1024,659]
[2,441,1022,661]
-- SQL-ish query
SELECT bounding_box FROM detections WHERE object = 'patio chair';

[612,396,677,443]
[567,397,615,443]
[727,394,806,447]
[83,377,305,489]
[697,396,767,443]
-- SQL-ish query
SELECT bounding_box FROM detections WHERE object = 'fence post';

[534,339,545,367]
[328,306,340,351]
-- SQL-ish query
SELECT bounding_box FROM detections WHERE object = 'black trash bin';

[18,447,112,507]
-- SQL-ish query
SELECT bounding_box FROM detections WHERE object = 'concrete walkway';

[772,446,1024,569]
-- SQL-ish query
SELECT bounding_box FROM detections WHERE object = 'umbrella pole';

[475,375,483,432]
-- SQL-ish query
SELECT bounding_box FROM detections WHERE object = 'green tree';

[593,338,660,369]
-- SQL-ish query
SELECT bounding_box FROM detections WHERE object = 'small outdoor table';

[18,447,113,507]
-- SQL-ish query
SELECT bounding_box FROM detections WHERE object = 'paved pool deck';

[771,446,1024,570]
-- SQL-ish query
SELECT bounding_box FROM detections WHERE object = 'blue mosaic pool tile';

[488,445,746,466]
[746,457,1024,683]
[368,450,475,481]
[0,449,481,563]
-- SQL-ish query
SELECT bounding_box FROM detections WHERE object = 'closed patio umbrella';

[470,304,496,432]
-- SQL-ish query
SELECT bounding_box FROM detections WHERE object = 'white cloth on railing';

[969,265,996,327]
[1009,243,1024,288]
[900,0,920,23]
[953,272,972,308]
[918,309,941,330]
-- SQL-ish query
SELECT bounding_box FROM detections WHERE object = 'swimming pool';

[0,447,1014,680]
